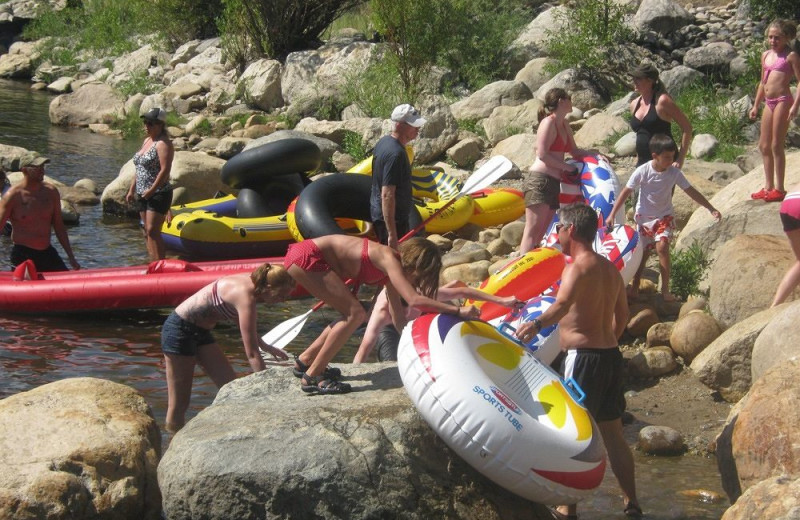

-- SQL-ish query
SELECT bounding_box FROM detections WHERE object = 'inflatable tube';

[468,247,565,321]
[398,313,606,504]
[594,224,643,285]
[558,155,621,221]
[498,295,562,365]
[468,188,525,228]
[220,139,321,189]
[162,210,293,259]
[289,173,421,240]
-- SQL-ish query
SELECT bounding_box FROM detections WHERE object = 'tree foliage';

[749,0,800,21]
[369,0,530,99]
[219,0,364,67]
[544,0,634,77]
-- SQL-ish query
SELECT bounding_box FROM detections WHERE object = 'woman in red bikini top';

[284,235,480,394]
[749,19,800,203]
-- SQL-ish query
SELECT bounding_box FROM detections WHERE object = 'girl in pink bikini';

[749,19,800,203]
[284,235,479,394]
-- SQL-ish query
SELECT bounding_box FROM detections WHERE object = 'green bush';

[369,0,531,96]
[342,130,367,161]
[115,72,161,97]
[219,0,363,67]
[23,0,163,67]
[670,242,710,300]
[544,0,634,77]
[672,81,750,161]
[340,56,406,117]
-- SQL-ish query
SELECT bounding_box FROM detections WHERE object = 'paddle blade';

[262,308,313,349]
[460,155,513,195]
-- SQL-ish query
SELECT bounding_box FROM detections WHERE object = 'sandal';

[547,506,577,520]
[301,373,352,395]
[292,355,341,380]
[624,502,643,518]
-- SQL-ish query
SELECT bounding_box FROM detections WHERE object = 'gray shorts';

[523,171,560,209]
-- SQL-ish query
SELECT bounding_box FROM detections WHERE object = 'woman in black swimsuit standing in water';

[629,63,693,167]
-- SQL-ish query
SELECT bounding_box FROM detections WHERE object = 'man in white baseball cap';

[370,104,426,249]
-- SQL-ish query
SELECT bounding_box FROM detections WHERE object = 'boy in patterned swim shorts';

[605,134,721,301]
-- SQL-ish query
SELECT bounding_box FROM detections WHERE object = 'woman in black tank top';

[629,63,693,167]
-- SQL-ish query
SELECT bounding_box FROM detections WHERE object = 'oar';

[261,155,514,351]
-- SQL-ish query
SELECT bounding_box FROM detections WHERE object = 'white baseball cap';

[390,104,426,128]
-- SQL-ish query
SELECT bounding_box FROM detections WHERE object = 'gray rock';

[628,347,678,378]
[441,247,491,268]
[534,68,608,111]
[492,134,536,171]
[446,137,482,168]
[158,366,548,520]
[450,80,532,121]
[613,131,637,157]
[721,476,800,520]
[509,6,570,60]
[751,300,800,384]
[483,98,542,146]
[513,57,554,95]
[691,305,785,403]
[690,133,719,159]
[660,65,704,96]
[646,321,673,348]
[633,0,693,34]
[684,42,738,75]
[573,112,629,149]
[49,82,126,127]
[237,59,284,111]
[638,425,686,455]
[441,260,492,284]
[500,221,525,246]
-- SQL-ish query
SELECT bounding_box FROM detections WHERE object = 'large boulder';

[683,42,738,76]
[514,58,554,95]
[672,173,721,230]
[158,365,551,520]
[731,359,800,493]
[669,310,721,363]
[534,69,608,111]
[483,99,543,146]
[690,305,785,403]
[49,82,126,127]
[237,58,284,111]
[751,300,800,384]
[573,112,629,149]
[676,150,800,257]
[509,6,569,60]
[721,476,800,520]
[492,133,537,171]
[708,235,798,328]
[633,0,693,34]
[450,80,532,121]
[0,378,161,519]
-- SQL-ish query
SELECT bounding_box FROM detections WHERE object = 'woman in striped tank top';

[161,263,296,433]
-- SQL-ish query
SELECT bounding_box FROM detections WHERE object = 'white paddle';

[260,155,514,352]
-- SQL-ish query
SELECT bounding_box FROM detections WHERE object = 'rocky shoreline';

[1,0,800,518]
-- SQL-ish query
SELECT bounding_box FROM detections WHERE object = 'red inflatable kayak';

[0,257,305,314]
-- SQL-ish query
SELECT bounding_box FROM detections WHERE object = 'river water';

[0,79,729,518]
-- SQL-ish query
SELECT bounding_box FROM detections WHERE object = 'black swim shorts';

[10,244,68,272]
[560,347,626,422]
[138,189,173,215]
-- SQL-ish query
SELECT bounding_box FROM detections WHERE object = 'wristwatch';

[533,318,542,333]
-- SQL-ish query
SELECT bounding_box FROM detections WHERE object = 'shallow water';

[0,79,729,518]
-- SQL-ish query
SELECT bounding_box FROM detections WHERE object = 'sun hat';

[140,107,167,123]
[390,104,426,128]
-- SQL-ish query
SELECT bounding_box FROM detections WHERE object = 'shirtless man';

[516,203,642,520]
[0,156,80,271]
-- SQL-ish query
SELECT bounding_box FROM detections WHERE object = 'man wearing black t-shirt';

[370,104,426,249]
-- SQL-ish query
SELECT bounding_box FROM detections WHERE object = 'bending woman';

[126,108,174,260]
[520,88,593,253]
[353,281,522,363]
[162,263,295,433]
[284,235,480,394]
[630,62,692,168]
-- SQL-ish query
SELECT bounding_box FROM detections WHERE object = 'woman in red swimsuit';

[284,235,479,394]
[520,88,595,254]
[749,19,800,203]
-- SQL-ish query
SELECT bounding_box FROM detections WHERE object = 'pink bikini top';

[762,50,792,84]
